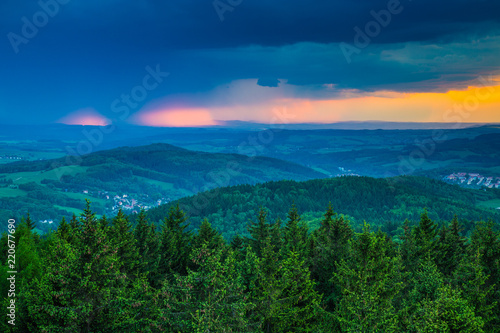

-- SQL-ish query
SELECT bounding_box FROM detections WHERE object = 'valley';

[1,123,500,236]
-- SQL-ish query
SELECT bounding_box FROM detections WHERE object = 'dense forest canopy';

[139,176,500,240]
[2,201,499,332]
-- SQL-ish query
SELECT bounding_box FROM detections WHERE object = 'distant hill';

[0,143,326,231]
[220,120,492,130]
[2,124,500,179]
[139,175,500,240]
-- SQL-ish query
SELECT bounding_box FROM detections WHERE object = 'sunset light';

[136,108,218,127]
[57,108,110,126]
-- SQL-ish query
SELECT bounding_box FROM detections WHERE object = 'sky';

[1,0,500,126]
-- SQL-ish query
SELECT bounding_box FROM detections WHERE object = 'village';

[0,155,23,161]
[80,189,170,215]
[443,172,500,189]
[38,191,170,226]
[109,193,170,215]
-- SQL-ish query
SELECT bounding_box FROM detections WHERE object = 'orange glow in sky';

[131,78,500,126]
[58,108,110,126]
[207,78,500,124]
[137,108,218,127]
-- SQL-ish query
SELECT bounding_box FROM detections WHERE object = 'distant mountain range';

[0,121,495,142]
[218,120,495,130]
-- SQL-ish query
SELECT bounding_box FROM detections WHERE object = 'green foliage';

[309,203,354,310]
[142,176,500,240]
[411,285,485,333]
[158,204,192,280]
[334,223,404,332]
[282,204,309,259]
[134,209,161,286]
[436,215,467,277]
[7,201,500,332]
[0,143,326,229]
[252,246,323,332]
[414,209,439,261]
[166,244,250,332]
[110,209,140,278]
[453,251,498,331]
[191,218,225,253]
[247,208,271,257]
[467,220,500,330]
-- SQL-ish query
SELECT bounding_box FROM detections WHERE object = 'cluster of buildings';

[73,188,170,216]
[0,155,22,161]
[443,173,500,189]
[77,187,170,215]
[110,193,169,215]
[334,167,361,177]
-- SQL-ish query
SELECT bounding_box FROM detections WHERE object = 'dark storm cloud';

[257,78,280,87]
[3,0,500,51]
[0,0,499,123]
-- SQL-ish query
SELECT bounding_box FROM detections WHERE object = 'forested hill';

[0,143,325,184]
[0,143,326,227]
[139,175,500,240]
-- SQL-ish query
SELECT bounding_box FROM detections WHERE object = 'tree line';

[0,200,499,332]
[142,176,500,240]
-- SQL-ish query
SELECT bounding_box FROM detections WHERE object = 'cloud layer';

[1,0,499,124]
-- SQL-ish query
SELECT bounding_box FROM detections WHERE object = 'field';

[477,198,500,210]
[0,140,67,164]
[53,205,83,216]
[0,187,26,197]
[63,192,108,207]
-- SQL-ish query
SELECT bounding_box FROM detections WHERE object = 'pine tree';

[411,285,485,332]
[436,215,466,277]
[158,204,192,278]
[270,217,283,253]
[414,209,439,263]
[18,202,127,332]
[134,209,161,285]
[334,223,404,332]
[468,220,500,329]
[453,251,498,331]
[56,217,71,243]
[469,221,500,288]
[253,239,323,333]
[134,209,150,257]
[16,230,42,285]
[110,209,140,278]
[17,238,81,332]
[25,211,35,231]
[239,245,260,298]
[99,214,109,230]
[282,204,308,259]
[191,218,225,252]
[69,213,80,231]
[399,259,445,330]
[167,244,250,332]
[230,234,245,251]
[309,204,354,310]
[408,259,444,305]
[248,208,271,257]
